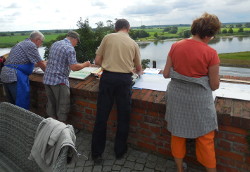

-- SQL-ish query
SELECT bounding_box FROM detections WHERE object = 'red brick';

[130,113,144,121]
[219,126,247,135]
[137,141,156,151]
[217,164,239,172]
[232,143,249,154]
[142,90,153,101]
[217,140,231,151]
[233,101,243,117]
[216,149,244,161]
[156,135,169,141]
[139,123,150,129]
[131,89,140,99]
[132,108,145,114]
[157,147,171,156]
[88,102,97,109]
[246,156,250,164]
[109,113,117,121]
[217,157,235,167]
[219,114,232,125]
[139,129,152,137]
[138,135,154,144]
[150,126,161,133]
[234,161,250,171]
[241,119,250,130]
[161,128,171,136]
[75,100,88,107]
[147,110,159,117]
[242,109,250,118]
[85,108,93,115]
[225,132,247,144]
[72,111,83,118]
[130,120,138,127]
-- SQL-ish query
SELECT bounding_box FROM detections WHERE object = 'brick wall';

[0,74,250,172]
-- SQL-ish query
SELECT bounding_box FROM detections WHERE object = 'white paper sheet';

[133,74,170,91]
[33,67,100,80]
[214,82,250,101]
[133,73,250,101]
[143,68,161,74]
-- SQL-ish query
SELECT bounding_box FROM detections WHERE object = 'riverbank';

[219,51,250,68]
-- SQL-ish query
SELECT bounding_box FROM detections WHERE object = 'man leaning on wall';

[0,31,46,110]
[91,19,143,164]
[43,31,91,123]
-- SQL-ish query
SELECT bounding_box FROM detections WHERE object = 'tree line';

[42,19,250,65]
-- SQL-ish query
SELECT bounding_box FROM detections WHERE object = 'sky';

[1,0,250,32]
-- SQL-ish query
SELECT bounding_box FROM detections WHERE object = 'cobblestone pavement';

[67,130,203,172]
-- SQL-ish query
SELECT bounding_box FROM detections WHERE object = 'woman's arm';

[163,56,172,78]
[208,64,220,91]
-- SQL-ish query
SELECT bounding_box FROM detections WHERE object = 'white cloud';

[0,0,250,31]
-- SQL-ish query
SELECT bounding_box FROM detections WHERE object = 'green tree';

[182,30,191,38]
[222,29,228,34]
[169,26,178,34]
[137,30,150,38]
[43,18,114,62]
[154,32,158,38]
[129,29,137,39]
[106,20,113,27]
[163,27,171,32]
[245,23,250,28]
[228,28,233,33]
[141,59,150,69]
[128,30,149,39]
[0,33,8,36]
[140,25,146,29]
[236,24,242,28]
[238,27,244,32]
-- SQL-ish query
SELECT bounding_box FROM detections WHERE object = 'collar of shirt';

[117,31,129,36]
[64,38,73,47]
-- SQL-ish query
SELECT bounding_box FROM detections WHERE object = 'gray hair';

[30,30,45,41]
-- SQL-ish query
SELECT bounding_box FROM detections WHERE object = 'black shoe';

[92,154,103,164]
[115,149,127,160]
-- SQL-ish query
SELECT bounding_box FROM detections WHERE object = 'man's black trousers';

[91,71,132,157]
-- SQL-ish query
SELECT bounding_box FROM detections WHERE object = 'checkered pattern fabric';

[0,39,42,83]
[165,69,218,138]
[43,38,77,87]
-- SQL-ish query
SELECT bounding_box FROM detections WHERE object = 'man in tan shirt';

[91,19,143,163]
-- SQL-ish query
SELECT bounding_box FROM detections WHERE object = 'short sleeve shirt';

[168,39,220,78]
[43,38,77,87]
[0,39,42,83]
[96,31,141,73]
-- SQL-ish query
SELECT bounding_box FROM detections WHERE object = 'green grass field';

[0,33,65,48]
[219,51,250,68]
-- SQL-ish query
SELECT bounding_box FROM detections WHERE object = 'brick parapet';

[0,73,249,171]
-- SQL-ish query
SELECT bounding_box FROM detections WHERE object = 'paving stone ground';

[67,130,203,172]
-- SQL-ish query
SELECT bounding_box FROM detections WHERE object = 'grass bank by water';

[0,33,65,48]
[219,51,250,68]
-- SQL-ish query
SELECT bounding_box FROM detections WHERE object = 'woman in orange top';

[163,13,221,172]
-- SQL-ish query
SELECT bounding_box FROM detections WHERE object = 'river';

[139,36,250,69]
[1,36,250,77]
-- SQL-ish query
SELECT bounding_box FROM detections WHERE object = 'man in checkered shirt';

[43,31,91,123]
[0,30,46,109]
